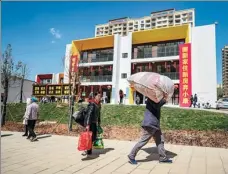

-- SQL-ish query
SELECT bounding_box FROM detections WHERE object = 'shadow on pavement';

[81,148,115,161]
[1,134,13,137]
[36,134,52,140]
[136,147,177,163]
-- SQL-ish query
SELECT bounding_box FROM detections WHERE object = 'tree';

[217,86,223,100]
[62,44,83,131]
[16,62,29,103]
[1,44,22,126]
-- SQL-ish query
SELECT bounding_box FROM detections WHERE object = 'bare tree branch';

[1,44,27,125]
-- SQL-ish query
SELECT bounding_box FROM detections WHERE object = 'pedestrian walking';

[136,95,140,105]
[83,92,102,156]
[189,95,193,107]
[22,98,31,137]
[193,94,198,108]
[128,93,172,164]
[119,89,123,104]
[24,97,39,142]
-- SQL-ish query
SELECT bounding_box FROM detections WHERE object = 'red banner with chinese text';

[70,55,79,72]
[179,43,192,107]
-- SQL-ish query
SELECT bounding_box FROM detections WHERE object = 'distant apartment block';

[95,8,195,37]
[222,45,228,96]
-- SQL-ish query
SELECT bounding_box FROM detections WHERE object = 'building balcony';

[80,75,112,83]
[132,42,183,62]
[80,55,113,64]
[132,51,179,59]
[160,72,179,80]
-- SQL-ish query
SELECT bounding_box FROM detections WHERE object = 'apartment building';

[95,8,195,37]
[35,73,64,85]
[62,23,217,107]
[222,46,228,97]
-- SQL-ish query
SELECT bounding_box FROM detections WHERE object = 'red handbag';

[78,131,92,151]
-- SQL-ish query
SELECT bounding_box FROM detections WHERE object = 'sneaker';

[159,157,172,163]
[128,155,137,165]
[22,134,28,137]
[81,151,87,156]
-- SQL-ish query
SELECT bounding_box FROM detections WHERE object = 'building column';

[129,87,134,104]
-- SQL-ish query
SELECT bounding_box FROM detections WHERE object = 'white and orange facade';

[64,23,217,107]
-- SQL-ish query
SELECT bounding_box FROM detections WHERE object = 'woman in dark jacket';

[84,92,102,156]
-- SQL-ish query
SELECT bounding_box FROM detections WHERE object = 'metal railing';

[160,72,179,80]
[80,55,113,63]
[131,72,179,80]
[80,75,112,82]
[132,45,179,59]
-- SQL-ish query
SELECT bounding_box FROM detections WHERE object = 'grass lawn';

[5,103,228,131]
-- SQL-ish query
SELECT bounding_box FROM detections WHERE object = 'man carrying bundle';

[127,72,174,165]
[128,93,172,164]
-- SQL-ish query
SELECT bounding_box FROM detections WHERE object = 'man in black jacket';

[128,94,172,164]
[84,92,102,156]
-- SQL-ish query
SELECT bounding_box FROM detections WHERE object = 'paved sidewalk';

[1,131,228,174]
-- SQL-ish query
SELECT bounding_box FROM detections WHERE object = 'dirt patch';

[2,121,228,148]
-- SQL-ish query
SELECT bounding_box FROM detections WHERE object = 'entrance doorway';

[134,91,147,104]
[171,84,179,105]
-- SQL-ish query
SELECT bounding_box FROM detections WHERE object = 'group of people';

[22,97,39,142]
[22,90,171,164]
[76,91,172,164]
[190,94,198,108]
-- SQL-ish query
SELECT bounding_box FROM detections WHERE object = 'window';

[122,53,128,58]
[121,73,127,79]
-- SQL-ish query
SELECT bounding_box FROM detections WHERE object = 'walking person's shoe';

[22,134,28,137]
[81,151,87,156]
[159,156,173,163]
[128,155,137,165]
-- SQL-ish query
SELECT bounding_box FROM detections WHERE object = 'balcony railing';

[80,55,113,63]
[80,75,112,82]
[160,72,179,80]
[131,72,179,80]
[132,45,179,59]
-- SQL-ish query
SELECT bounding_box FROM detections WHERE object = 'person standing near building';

[22,98,31,137]
[84,92,102,156]
[24,97,39,142]
[119,89,124,104]
[193,94,198,108]
[189,95,194,107]
[136,95,140,105]
[128,93,172,164]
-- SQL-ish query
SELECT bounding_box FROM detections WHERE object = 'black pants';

[24,125,28,135]
[87,123,97,155]
[120,97,123,104]
[27,120,37,138]
[193,102,197,108]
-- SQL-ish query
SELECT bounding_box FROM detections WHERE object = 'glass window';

[121,73,127,79]
[132,40,184,59]
[137,46,144,58]
[122,53,128,58]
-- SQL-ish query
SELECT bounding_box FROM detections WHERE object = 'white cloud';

[51,40,56,44]
[49,28,61,39]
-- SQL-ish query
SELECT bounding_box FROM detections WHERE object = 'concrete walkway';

[1,131,228,174]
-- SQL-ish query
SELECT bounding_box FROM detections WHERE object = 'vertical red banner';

[179,43,192,107]
[70,55,79,72]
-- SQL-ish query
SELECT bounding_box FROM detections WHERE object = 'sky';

[1,1,228,84]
